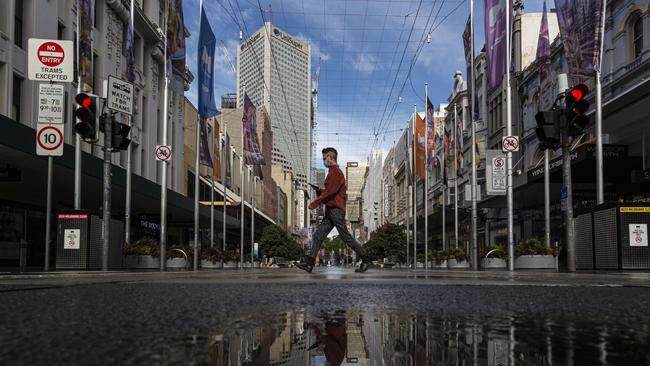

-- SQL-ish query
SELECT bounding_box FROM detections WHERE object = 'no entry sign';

[36,123,65,156]
[28,39,73,82]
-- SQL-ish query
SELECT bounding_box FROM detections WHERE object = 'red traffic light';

[569,84,588,101]
[75,93,94,110]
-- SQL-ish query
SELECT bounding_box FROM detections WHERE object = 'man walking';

[297,147,372,273]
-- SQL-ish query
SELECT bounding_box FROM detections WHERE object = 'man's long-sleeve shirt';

[309,164,347,211]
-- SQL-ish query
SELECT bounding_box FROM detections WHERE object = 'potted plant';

[481,245,507,269]
[201,247,222,269]
[415,253,426,268]
[432,250,448,269]
[124,237,160,269]
[222,251,239,269]
[447,247,470,269]
[166,246,192,269]
[514,238,557,269]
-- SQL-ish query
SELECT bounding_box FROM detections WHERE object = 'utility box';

[575,204,650,270]
[55,211,124,270]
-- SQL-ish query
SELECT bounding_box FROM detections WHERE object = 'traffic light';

[111,121,131,150]
[534,110,560,150]
[74,93,98,140]
[565,84,590,137]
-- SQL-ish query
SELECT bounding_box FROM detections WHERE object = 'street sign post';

[502,135,519,152]
[106,76,134,115]
[37,84,65,124]
[155,145,172,161]
[28,39,74,82]
[36,123,64,156]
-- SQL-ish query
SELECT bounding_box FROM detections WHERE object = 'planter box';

[201,260,222,269]
[448,259,470,269]
[515,255,556,269]
[433,260,448,269]
[223,261,238,269]
[482,258,507,269]
[124,255,159,269]
[166,258,188,269]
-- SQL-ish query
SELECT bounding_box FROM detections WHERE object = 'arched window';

[633,16,643,60]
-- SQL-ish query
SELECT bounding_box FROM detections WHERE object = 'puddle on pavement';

[146,308,649,365]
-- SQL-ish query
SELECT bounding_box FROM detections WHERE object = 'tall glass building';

[237,23,312,188]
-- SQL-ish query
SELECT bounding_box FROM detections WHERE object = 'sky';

[182,0,548,166]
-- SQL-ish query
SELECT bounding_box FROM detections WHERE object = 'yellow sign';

[620,207,650,213]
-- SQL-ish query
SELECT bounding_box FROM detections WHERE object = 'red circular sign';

[37,126,64,151]
[37,42,65,67]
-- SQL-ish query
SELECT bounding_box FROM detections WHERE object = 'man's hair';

[322,147,338,161]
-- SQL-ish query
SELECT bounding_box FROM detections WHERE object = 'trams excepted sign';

[28,39,73,82]
[36,123,65,156]
[107,76,134,115]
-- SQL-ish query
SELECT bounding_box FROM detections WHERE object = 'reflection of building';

[237,23,312,189]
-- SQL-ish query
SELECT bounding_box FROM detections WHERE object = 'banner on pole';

[483,0,510,90]
[242,94,265,166]
[414,113,426,179]
[555,0,605,82]
[166,0,186,92]
[198,5,219,118]
[79,0,95,92]
[426,98,437,167]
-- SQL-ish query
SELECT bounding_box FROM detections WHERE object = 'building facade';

[362,150,383,236]
[236,23,312,189]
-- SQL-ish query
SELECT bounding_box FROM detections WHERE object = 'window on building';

[58,22,66,40]
[633,16,643,60]
[14,0,23,48]
[11,75,22,122]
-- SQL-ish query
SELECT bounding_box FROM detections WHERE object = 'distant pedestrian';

[296,147,372,273]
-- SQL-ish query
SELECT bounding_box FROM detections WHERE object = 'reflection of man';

[308,320,347,366]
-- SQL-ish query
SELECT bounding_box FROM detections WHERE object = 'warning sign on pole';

[486,149,506,196]
[107,76,134,115]
[502,135,520,152]
[38,84,65,124]
[155,145,172,161]
[64,229,81,250]
[28,39,74,82]
[36,123,65,156]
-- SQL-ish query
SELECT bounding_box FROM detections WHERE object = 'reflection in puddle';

[172,309,649,366]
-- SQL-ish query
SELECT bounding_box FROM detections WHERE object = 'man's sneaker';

[296,256,315,273]
[355,260,373,273]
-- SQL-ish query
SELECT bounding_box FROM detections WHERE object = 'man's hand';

[308,201,319,210]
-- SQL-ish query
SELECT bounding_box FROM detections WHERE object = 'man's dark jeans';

[310,207,366,258]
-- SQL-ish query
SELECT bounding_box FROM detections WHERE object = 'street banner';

[199,118,212,167]
[456,116,464,177]
[536,0,551,83]
[126,0,135,83]
[242,94,265,166]
[166,0,186,91]
[223,133,232,188]
[463,15,479,120]
[198,5,219,118]
[79,0,94,92]
[554,0,605,81]
[484,0,510,90]
[213,119,221,179]
[426,98,437,167]
[444,128,451,180]
[414,113,426,179]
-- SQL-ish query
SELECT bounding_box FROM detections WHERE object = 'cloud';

[352,53,377,74]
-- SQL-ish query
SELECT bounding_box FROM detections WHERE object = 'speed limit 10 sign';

[36,123,65,156]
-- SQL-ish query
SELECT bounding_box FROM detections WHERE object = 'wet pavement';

[1,268,650,365]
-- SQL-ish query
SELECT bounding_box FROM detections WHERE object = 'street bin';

[55,211,124,269]
[575,203,650,270]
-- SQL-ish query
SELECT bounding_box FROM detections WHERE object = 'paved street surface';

[2,268,650,365]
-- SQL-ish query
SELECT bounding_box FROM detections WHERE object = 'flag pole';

[442,114,446,253]
[210,119,215,249]
[192,0,205,272]
[125,0,135,249]
[222,122,228,267]
[505,0,515,271]
[454,104,458,249]
[251,169,255,266]
[160,0,170,271]
[240,85,246,269]
[424,83,429,269]
[412,104,417,268]
[470,0,478,270]
[74,0,82,210]
[595,0,606,205]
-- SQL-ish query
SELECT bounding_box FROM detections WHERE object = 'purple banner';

[426,98,437,167]
[242,94,265,166]
[536,0,551,82]
[223,133,232,188]
[166,0,186,91]
[554,0,605,82]
[79,0,94,92]
[484,0,509,90]
[125,1,135,83]
[199,118,212,167]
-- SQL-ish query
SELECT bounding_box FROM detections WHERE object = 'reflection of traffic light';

[111,121,131,150]
[535,110,560,150]
[565,84,590,137]
[74,93,98,140]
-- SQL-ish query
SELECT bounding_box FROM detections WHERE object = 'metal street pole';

[470,0,478,270]
[424,83,429,269]
[74,0,82,210]
[544,149,551,249]
[194,115,201,271]
[210,119,215,249]
[222,123,228,266]
[125,115,132,247]
[240,154,245,269]
[412,105,417,268]
[595,71,604,204]
[159,0,170,271]
[505,2,515,271]
[562,122,576,272]
[102,113,112,271]
[251,173,255,266]
[44,156,53,271]
[454,104,458,249]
